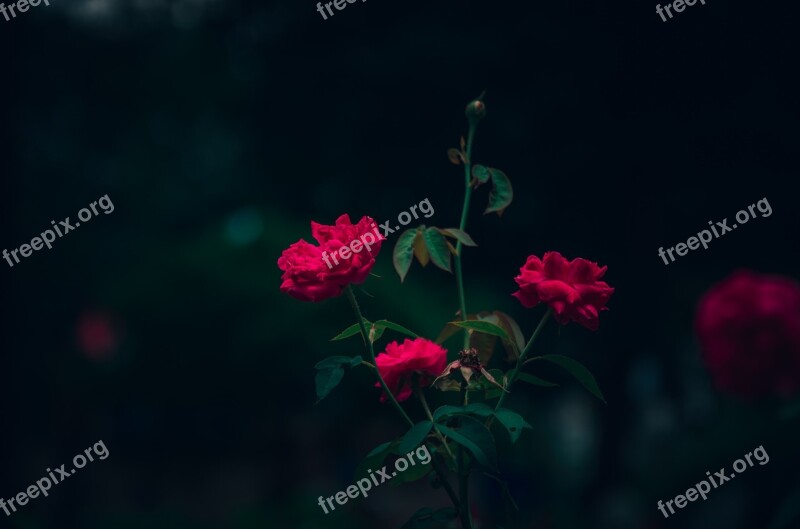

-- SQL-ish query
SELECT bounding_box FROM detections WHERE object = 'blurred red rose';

[375,338,448,402]
[278,214,382,302]
[512,251,614,330]
[76,310,120,361]
[695,270,800,398]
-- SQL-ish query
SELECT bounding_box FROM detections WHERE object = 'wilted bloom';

[432,348,507,392]
[695,270,800,398]
[278,214,383,302]
[375,338,448,402]
[512,251,614,330]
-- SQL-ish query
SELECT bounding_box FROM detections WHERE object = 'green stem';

[346,286,414,427]
[492,308,553,414]
[457,381,474,529]
[455,124,478,349]
[344,286,463,521]
[414,385,455,460]
[458,460,472,529]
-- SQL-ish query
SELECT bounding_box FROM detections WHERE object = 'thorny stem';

[455,122,478,349]
[458,380,474,529]
[344,286,463,521]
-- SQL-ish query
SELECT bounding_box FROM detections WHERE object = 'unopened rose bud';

[465,99,486,125]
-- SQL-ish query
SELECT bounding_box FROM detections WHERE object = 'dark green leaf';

[484,168,513,216]
[389,456,433,487]
[464,403,494,417]
[518,372,558,387]
[437,416,498,470]
[331,319,372,341]
[373,320,419,339]
[423,228,452,273]
[393,229,418,282]
[354,440,396,481]
[537,354,606,404]
[315,367,344,402]
[494,408,532,443]
[314,355,355,369]
[349,355,363,368]
[492,311,525,360]
[433,403,493,422]
[368,323,385,344]
[434,315,477,344]
[439,228,477,247]
[433,405,465,422]
[397,421,433,454]
[472,164,491,183]
[450,320,509,340]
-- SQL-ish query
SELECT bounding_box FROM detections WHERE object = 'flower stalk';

[345,285,464,522]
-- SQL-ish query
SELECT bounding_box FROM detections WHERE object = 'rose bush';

[277,214,382,302]
[512,251,614,330]
[695,270,800,398]
[279,96,612,529]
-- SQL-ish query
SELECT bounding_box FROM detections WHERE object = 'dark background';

[2,0,799,527]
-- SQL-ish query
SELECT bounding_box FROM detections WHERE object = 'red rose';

[511,251,614,330]
[695,271,800,398]
[278,214,383,302]
[375,338,448,402]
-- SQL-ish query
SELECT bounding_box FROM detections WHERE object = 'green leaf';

[433,403,493,422]
[389,456,433,487]
[536,354,606,404]
[354,440,395,481]
[494,408,532,443]
[423,228,452,273]
[434,315,478,345]
[492,311,526,360]
[315,367,344,402]
[314,355,354,369]
[518,372,558,387]
[373,320,419,339]
[393,229,418,282]
[472,164,491,183]
[330,319,372,341]
[412,230,430,266]
[396,421,433,454]
[314,355,363,369]
[449,320,509,340]
[484,168,513,216]
[368,323,385,344]
[439,228,477,247]
[437,416,498,470]
[433,405,464,422]
[464,403,494,417]
[432,507,458,522]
